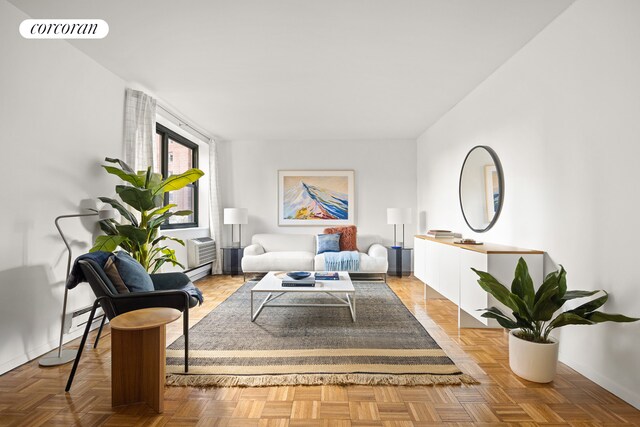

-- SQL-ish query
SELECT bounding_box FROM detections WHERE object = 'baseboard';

[560,356,640,410]
[0,318,103,376]
[186,265,212,281]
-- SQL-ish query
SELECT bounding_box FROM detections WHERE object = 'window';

[155,123,199,229]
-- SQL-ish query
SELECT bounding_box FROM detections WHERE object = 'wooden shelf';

[415,235,544,255]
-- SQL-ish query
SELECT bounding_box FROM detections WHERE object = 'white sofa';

[241,233,388,273]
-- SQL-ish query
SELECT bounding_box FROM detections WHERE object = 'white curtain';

[209,139,223,274]
[123,89,157,172]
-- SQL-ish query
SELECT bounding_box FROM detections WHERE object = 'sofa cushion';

[251,233,316,253]
[324,225,358,251]
[316,233,341,254]
[110,251,154,293]
[103,256,130,294]
[314,252,388,273]
[241,251,315,272]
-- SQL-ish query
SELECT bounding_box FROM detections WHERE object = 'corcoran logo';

[19,19,109,39]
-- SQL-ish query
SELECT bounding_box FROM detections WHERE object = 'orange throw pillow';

[324,225,358,251]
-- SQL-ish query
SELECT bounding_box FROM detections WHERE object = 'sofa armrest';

[244,243,265,256]
[368,243,387,259]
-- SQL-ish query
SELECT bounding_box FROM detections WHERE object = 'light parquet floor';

[1,275,639,426]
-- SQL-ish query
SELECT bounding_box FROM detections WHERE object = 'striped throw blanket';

[324,251,360,271]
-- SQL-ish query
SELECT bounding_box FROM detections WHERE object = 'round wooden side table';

[110,307,181,413]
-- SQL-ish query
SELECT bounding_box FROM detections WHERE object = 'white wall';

[416,0,640,408]
[219,139,416,248]
[0,0,126,374]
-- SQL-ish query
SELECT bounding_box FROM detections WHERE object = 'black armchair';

[65,259,198,391]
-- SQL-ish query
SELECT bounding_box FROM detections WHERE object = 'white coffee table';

[251,272,356,322]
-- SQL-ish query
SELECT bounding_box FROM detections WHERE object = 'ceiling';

[11,0,573,141]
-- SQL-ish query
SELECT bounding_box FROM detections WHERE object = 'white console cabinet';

[414,236,544,328]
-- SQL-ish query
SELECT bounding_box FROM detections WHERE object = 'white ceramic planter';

[508,330,559,383]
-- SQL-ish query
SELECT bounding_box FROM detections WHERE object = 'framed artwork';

[484,164,499,222]
[278,170,355,226]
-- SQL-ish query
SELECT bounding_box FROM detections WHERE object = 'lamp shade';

[98,205,118,220]
[224,208,248,225]
[387,208,412,225]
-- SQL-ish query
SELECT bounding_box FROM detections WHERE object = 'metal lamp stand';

[39,213,98,367]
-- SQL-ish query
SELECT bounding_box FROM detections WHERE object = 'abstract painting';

[278,170,354,226]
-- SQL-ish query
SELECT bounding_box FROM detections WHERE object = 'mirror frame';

[458,145,505,233]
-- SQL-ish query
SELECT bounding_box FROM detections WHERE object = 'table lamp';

[387,208,412,248]
[39,205,117,367]
[224,208,248,248]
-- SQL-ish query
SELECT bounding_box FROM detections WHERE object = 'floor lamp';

[386,208,412,248]
[224,208,248,248]
[39,206,117,367]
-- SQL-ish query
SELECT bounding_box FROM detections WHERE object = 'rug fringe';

[165,373,479,388]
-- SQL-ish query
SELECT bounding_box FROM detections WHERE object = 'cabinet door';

[423,239,440,292]
[413,238,426,283]
[459,250,490,325]
[438,244,460,303]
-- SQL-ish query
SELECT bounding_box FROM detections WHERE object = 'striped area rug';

[166,282,476,387]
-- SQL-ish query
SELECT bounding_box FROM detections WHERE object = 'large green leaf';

[105,157,134,173]
[149,204,177,218]
[509,293,533,321]
[511,257,535,306]
[563,290,599,301]
[569,292,608,316]
[531,285,563,321]
[90,235,126,253]
[534,271,559,305]
[147,210,193,230]
[116,186,158,212]
[115,225,148,245]
[103,166,145,187]
[479,307,519,329]
[472,268,519,313]
[152,235,185,246]
[548,312,593,329]
[586,311,640,323]
[151,168,204,196]
[98,197,139,226]
[557,265,567,297]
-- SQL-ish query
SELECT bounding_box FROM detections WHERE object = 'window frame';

[156,123,199,230]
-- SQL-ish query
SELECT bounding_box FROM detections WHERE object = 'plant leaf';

[115,225,148,245]
[585,311,640,323]
[98,197,138,226]
[479,307,519,329]
[548,312,594,329]
[149,204,177,218]
[563,290,599,301]
[511,257,535,306]
[90,235,125,253]
[569,291,608,316]
[151,168,204,196]
[105,157,134,173]
[472,268,519,313]
[532,285,563,321]
[116,186,158,212]
[103,166,145,187]
[152,235,185,246]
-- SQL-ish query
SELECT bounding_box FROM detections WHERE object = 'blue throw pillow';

[316,233,341,254]
[111,251,154,293]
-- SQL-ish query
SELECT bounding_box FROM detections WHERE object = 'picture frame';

[278,170,355,226]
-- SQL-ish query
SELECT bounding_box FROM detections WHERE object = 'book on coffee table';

[315,272,339,280]
[281,278,316,287]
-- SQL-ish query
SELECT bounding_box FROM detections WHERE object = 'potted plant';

[472,258,638,383]
[90,157,204,272]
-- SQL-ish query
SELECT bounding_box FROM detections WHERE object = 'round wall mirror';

[459,146,504,233]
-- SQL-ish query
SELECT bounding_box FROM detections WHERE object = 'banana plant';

[90,157,204,273]
[472,258,638,343]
